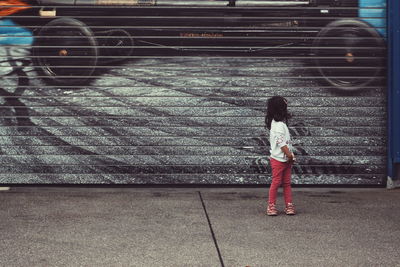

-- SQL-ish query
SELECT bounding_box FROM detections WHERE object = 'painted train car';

[4,0,386,88]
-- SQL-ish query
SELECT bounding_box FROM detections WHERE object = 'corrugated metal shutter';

[0,0,387,185]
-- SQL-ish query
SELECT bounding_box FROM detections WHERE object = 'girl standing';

[265,96,296,216]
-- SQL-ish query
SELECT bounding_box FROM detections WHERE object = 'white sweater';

[269,119,292,162]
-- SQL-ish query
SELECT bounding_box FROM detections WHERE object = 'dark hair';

[265,96,291,130]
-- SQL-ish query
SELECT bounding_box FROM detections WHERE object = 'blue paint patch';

[359,0,387,37]
[0,19,33,45]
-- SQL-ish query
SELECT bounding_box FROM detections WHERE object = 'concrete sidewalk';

[0,187,399,266]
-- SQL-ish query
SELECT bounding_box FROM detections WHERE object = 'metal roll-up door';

[0,0,387,185]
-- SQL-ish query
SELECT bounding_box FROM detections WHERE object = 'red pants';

[268,158,293,205]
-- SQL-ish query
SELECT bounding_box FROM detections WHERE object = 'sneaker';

[285,203,296,215]
[266,203,278,216]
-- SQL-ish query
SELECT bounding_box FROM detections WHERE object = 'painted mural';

[0,0,387,184]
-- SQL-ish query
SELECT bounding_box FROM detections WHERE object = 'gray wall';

[0,2,387,184]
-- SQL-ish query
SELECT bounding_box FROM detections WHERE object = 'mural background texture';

[0,1,387,184]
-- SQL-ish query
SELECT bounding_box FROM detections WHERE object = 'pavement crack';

[198,191,225,267]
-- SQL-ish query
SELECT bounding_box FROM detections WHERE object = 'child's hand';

[289,153,296,163]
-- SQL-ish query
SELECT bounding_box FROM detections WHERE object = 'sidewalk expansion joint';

[198,191,225,267]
